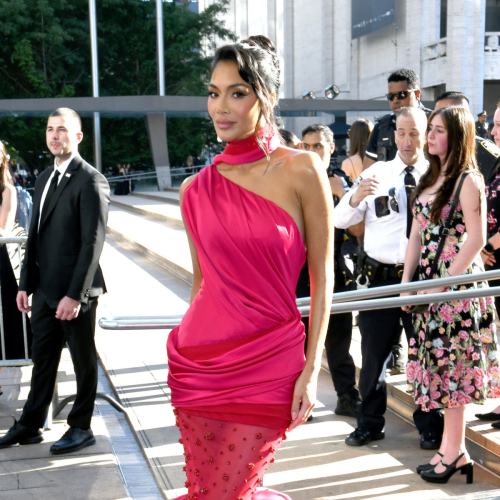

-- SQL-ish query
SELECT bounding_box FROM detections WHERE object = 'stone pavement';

[0,350,131,500]
[94,236,500,500]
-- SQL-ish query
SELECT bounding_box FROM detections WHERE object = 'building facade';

[198,0,500,136]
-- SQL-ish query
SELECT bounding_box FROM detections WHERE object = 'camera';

[374,196,390,218]
[327,157,352,189]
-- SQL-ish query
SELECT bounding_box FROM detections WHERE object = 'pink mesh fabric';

[172,409,292,500]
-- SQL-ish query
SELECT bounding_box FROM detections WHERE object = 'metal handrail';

[99,271,500,330]
[106,166,205,183]
[296,269,500,306]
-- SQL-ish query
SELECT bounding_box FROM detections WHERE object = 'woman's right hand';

[481,249,496,266]
[400,291,414,312]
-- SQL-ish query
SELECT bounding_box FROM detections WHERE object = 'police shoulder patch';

[480,139,500,158]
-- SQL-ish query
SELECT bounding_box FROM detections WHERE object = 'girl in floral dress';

[401,106,499,484]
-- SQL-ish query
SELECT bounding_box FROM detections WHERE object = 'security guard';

[299,124,362,419]
[476,110,489,139]
[363,69,432,170]
[335,107,429,447]
[435,93,500,183]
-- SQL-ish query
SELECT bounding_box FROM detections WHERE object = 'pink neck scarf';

[213,125,280,166]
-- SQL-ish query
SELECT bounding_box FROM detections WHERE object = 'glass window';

[440,0,448,39]
[486,0,500,32]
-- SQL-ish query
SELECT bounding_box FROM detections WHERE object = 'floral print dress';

[407,197,500,411]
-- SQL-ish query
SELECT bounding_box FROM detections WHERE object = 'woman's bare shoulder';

[275,147,325,184]
[179,174,198,199]
[2,183,16,200]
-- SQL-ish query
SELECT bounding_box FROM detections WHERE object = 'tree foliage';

[0,0,234,170]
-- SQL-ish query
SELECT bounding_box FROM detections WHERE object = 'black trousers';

[19,288,98,430]
[357,276,413,433]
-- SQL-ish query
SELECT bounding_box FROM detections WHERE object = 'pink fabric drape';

[167,164,306,427]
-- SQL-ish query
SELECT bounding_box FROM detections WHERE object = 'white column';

[156,0,165,96]
[446,0,486,113]
[88,0,101,172]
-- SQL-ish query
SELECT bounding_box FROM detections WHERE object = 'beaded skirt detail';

[173,409,291,500]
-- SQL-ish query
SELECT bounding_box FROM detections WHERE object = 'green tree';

[0,0,234,170]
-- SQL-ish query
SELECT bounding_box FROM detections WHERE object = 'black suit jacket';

[20,155,110,307]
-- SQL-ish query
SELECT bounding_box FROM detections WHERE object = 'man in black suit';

[0,108,110,454]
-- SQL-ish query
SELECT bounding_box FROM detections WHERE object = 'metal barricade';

[99,269,500,330]
[0,236,30,366]
[106,167,205,190]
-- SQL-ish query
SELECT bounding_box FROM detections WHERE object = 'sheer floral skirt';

[172,408,292,500]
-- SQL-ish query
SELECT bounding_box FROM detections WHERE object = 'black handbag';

[408,172,468,314]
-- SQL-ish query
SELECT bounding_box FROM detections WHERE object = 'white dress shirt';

[333,153,429,264]
[38,154,76,228]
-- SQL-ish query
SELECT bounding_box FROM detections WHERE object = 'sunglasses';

[385,89,417,101]
[389,187,399,212]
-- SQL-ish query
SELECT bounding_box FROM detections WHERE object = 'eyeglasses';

[389,187,399,212]
[385,89,417,101]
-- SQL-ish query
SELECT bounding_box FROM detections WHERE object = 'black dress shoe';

[345,427,385,447]
[335,394,362,418]
[0,417,43,448]
[50,427,96,455]
[475,411,500,421]
[420,433,441,450]
[491,421,500,429]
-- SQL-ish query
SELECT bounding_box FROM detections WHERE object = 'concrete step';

[110,194,182,226]
[322,333,500,478]
[130,190,180,205]
[106,206,192,285]
[105,204,500,478]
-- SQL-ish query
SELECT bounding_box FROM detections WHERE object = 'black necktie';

[405,166,416,238]
[40,169,60,224]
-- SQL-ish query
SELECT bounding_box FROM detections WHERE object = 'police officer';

[335,107,429,447]
[364,69,432,379]
[363,69,432,170]
[435,92,500,183]
[299,124,362,419]
[476,110,489,139]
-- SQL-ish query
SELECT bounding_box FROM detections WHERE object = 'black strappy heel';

[416,451,443,475]
[420,453,474,484]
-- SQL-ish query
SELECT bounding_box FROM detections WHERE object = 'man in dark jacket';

[0,108,110,454]
[363,69,432,170]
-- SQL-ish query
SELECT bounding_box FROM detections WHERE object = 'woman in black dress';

[475,105,500,423]
[0,142,32,393]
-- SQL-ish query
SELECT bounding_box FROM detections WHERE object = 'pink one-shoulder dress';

[167,163,306,500]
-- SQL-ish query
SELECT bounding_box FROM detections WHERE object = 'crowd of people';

[0,33,500,500]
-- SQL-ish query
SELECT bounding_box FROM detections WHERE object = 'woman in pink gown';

[167,36,334,500]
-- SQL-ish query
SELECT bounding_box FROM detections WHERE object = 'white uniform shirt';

[38,154,76,228]
[333,153,429,265]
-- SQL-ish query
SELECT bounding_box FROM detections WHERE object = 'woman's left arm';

[448,173,486,276]
[288,153,334,431]
[0,185,17,237]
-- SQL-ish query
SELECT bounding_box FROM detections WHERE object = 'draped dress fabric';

[167,146,306,499]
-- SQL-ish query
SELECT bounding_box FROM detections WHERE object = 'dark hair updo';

[212,35,281,155]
